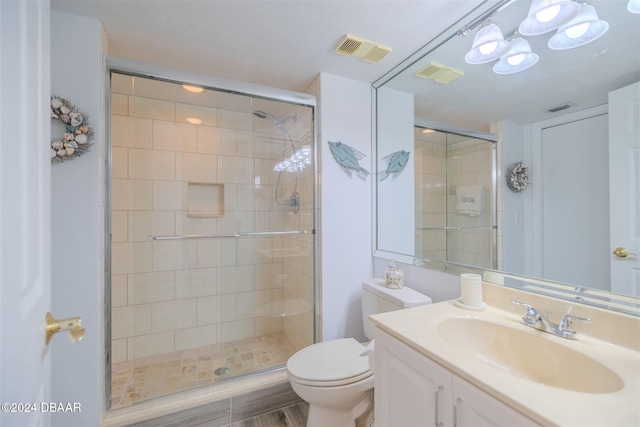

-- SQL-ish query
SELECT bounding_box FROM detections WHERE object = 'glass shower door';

[414,127,496,268]
[109,72,315,409]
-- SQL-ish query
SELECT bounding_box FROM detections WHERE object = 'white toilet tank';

[361,278,432,340]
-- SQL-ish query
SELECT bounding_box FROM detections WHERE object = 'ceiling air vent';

[335,34,392,64]
[415,62,464,85]
[336,34,363,56]
[547,102,576,113]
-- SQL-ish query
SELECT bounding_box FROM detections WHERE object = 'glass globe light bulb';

[565,22,590,39]
[507,53,526,66]
[479,41,498,55]
[536,4,561,22]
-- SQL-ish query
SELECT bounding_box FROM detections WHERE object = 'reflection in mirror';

[374,0,640,315]
[414,127,497,269]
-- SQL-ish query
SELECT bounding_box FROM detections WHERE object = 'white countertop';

[370,300,640,427]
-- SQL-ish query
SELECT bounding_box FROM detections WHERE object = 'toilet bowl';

[286,278,432,427]
[287,338,374,427]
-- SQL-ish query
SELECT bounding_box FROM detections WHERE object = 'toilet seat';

[286,338,373,387]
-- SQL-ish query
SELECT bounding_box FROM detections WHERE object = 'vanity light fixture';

[493,35,539,74]
[464,20,511,64]
[629,0,640,13]
[518,0,581,36]
[182,84,204,93]
[548,3,609,50]
[186,117,202,125]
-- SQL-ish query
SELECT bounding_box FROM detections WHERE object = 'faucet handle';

[511,299,532,310]
[559,314,591,332]
[511,299,541,325]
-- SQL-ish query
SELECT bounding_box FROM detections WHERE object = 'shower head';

[253,110,279,125]
[253,110,297,129]
[253,110,272,121]
[253,109,303,213]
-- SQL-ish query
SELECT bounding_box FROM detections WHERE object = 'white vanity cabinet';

[374,328,538,427]
[375,326,452,427]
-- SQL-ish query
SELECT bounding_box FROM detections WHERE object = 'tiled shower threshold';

[103,333,298,427]
[102,368,299,427]
[111,333,295,409]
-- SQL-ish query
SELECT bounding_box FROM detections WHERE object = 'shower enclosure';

[414,127,496,268]
[108,72,315,409]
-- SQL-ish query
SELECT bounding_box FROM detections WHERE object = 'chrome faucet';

[511,299,591,340]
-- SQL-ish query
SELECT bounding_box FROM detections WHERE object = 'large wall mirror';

[374,0,640,315]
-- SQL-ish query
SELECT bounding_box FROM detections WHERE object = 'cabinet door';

[452,375,539,427]
[375,328,452,427]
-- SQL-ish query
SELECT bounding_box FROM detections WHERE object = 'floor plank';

[231,402,309,427]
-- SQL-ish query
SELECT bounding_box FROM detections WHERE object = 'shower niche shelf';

[187,182,224,218]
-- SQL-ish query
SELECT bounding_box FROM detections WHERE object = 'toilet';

[286,278,432,427]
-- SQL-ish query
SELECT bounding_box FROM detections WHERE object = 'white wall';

[494,120,529,275]
[50,10,104,427]
[377,87,415,255]
[372,257,461,303]
[317,73,373,342]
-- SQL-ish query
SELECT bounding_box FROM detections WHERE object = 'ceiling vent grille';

[547,102,576,113]
[336,35,363,56]
[415,62,464,85]
[335,34,392,64]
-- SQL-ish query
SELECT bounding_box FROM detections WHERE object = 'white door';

[0,1,52,426]
[609,82,640,296]
[539,112,610,290]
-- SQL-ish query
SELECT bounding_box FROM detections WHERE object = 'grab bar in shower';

[416,226,497,231]
[148,230,308,241]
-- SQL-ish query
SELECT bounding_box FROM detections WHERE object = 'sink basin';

[437,318,624,393]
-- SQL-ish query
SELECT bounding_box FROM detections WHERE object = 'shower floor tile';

[110,333,296,410]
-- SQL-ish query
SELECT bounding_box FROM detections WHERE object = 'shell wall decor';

[506,161,528,192]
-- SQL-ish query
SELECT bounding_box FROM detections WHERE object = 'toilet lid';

[286,338,372,385]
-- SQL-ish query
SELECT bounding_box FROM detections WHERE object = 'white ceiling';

[51,0,486,93]
[51,0,640,132]
[382,0,640,131]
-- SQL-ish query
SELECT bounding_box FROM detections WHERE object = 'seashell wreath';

[506,161,529,192]
[50,95,94,164]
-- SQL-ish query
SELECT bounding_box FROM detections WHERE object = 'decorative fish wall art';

[379,150,410,182]
[327,141,370,181]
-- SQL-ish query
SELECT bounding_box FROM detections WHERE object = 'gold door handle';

[45,312,85,345]
[613,247,637,259]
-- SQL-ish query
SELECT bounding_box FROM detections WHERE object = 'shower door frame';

[102,56,318,412]
[413,121,498,270]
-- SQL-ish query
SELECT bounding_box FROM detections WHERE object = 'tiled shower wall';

[415,133,494,268]
[445,140,494,268]
[110,74,314,363]
[414,137,446,260]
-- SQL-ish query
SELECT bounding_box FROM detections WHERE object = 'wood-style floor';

[233,401,375,427]
[231,402,308,427]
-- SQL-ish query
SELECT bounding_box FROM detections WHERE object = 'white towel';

[456,185,483,216]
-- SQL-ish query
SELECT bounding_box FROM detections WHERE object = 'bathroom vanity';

[370,288,640,427]
[374,327,537,427]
